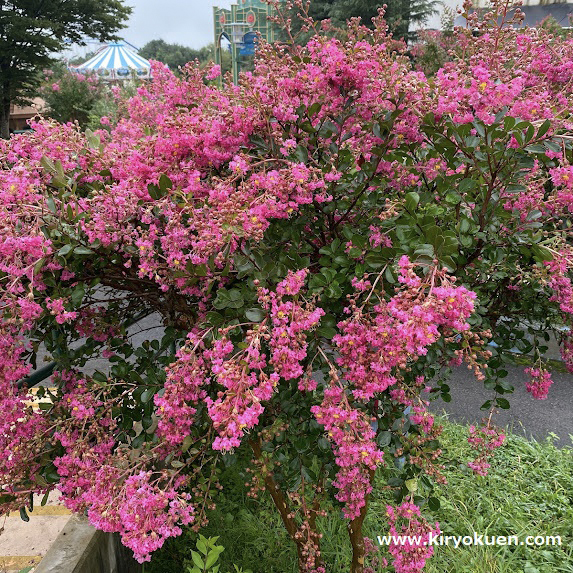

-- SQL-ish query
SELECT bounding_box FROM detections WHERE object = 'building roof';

[10,98,45,119]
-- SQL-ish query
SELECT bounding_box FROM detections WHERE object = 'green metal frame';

[213,0,282,84]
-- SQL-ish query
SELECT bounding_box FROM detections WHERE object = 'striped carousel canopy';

[74,42,151,80]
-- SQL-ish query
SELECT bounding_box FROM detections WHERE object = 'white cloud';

[122,0,234,49]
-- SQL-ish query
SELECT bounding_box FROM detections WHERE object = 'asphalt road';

[430,365,573,444]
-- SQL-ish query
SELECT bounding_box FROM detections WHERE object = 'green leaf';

[405,479,418,493]
[40,156,57,174]
[445,191,462,204]
[205,549,223,569]
[73,246,93,255]
[140,389,154,403]
[414,244,434,258]
[365,252,386,269]
[196,538,208,556]
[316,325,337,339]
[191,550,204,569]
[496,397,510,410]
[428,496,441,511]
[245,308,265,322]
[205,311,224,326]
[532,245,553,262]
[46,196,57,213]
[70,283,85,307]
[85,128,101,149]
[159,173,173,194]
[524,144,546,153]
[57,244,72,256]
[376,431,392,447]
[294,145,308,164]
[307,102,322,117]
[537,119,551,139]
[405,191,419,212]
[147,183,165,200]
[473,121,485,137]
[458,179,477,193]
[40,492,50,507]
[385,266,396,284]
[20,507,29,522]
[181,435,194,453]
[93,371,107,383]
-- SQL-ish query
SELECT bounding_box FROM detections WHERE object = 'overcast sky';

[121,0,234,50]
[68,0,454,57]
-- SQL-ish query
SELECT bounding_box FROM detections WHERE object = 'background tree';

[39,62,113,129]
[409,8,456,76]
[289,0,440,40]
[139,39,214,72]
[0,0,131,138]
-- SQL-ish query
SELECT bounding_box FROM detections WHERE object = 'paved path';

[0,493,71,573]
[430,365,573,444]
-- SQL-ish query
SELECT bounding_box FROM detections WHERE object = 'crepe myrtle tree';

[1,1,573,571]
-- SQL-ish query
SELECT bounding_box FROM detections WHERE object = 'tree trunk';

[348,470,375,573]
[1,93,11,139]
[348,508,367,573]
[250,438,321,572]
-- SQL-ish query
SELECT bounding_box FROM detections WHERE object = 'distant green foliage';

[539,15,573,39]
[39,62,113,128]
[39,61,144,130]
[139,40,214,72]
[289,0,440,41]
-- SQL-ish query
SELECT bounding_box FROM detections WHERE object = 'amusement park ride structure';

[213,0,282,84]
[72,41,151,81]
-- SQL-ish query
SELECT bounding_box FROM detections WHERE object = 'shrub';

[40,62,114,128]
[1,1,573,571]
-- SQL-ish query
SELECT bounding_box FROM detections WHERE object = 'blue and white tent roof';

[75,42,151,79]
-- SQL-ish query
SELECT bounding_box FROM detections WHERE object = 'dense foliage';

[287,0,439,40]
[0,0,131,138]
[39,63,115,129]
[139,40,215,72]
[1,1,573,572]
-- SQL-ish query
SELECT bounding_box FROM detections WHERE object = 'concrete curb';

[33,515,142,573]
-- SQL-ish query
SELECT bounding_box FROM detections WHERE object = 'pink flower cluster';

[46,297,78,324]
[56,443,194,563]
[312,380,383,519]
[259,269,324,381]
[204,332,274,452]
[0,329,47,515]
[335,257,477,401]
[410,404,435,434]
[155,334,208,446]
[59,371,102,420]
[385,502,440,573]
[87,471,194,562]
[523,366,553,400]
[467,423,505,476]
